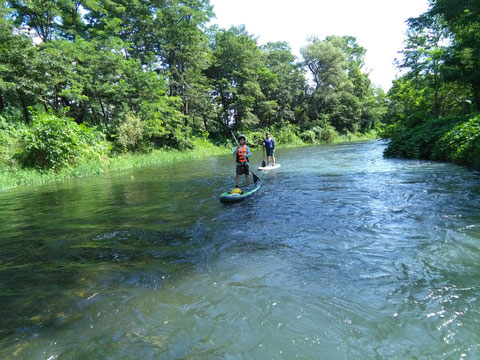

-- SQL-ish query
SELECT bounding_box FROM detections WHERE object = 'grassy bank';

[0,138,230,191]
[0,133,378,191]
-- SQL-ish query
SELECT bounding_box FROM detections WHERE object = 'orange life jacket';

[237,145,248,163]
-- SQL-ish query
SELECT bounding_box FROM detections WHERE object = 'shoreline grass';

[0,134,377,191]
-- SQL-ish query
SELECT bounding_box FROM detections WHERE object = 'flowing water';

[1,140,480,359]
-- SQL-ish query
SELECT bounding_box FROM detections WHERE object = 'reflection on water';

[1,140,480,359]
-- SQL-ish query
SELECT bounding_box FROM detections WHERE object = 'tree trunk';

[203,117,209,133]
[0,90,4,113]
[99,97,107,123]
[21,99,30,124]
[433,63,440,118]
[473,83,480,111]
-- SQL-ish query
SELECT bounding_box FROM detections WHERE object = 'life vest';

[236,145,248,163]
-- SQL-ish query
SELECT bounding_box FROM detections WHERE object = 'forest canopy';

[3,0,479,172]
[0,0,385,171]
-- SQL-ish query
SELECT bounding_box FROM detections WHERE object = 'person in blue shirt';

[262,132,275,166]
[233,134,252,188]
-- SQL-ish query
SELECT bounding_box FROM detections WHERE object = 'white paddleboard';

[257,164,281,171]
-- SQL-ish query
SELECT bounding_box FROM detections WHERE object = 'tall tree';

[430,0,480,109]
[8,0,62,42]
[260,42,307,127]
[398,14,450,116]
[206,26,272,134]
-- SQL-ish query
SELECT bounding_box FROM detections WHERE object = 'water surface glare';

[1,140,480,359]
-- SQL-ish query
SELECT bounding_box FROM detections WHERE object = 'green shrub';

[384,115,466,159]
[115,114,144,152]
[17,113,110,170]
[318,123,338,143]
[274,124,302,145]
[300,130,316,143]
[0,116,23,169]
[241,130,265,148]
[143,116,193,150]
[432,114,480,166]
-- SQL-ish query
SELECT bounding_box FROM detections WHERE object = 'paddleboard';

[257,164,281,171]
[220,181,262,203]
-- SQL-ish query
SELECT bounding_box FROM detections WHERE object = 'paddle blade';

[252,172,260,184]
[261,160,266,167]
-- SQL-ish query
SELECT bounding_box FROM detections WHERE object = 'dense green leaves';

[1,0,386,170]
[383,0,480,169]
[302,36,381,133]
[17,112,109,170]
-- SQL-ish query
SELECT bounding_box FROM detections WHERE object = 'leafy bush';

[300,130,316,143]
[317,123,338,143]
[384,115,468,159]
[17,113,110,170]
[0,116,23,169]
[115,114,144,152]
[432,114,480,166]
[142,105,193,150]
[274,123,302,145]
[241,130,265,148]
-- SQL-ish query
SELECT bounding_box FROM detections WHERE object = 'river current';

[1,140,479,359]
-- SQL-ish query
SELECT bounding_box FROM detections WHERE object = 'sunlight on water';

[1,141,480,359]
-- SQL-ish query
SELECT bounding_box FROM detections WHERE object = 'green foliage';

[314,122,338,143]
[381,1,480,169]
[115,114,144,152]
[300,130,316,144]
[206,26,273,132]
[0,115,23,169]
[384,115,467,159]
[432,114,480,166]
[241,130,265,148]
[142,98,192,150]
[301,35,385,133]
[274,124,302,145]
[0,0,390,182]
[17,112,110,170]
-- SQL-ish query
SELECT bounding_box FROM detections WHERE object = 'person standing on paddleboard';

[263,132,275,166]
[233,134,252,188]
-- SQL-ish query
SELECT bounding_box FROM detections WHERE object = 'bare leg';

[272,155,276,165]
[235,174,240,187]
[245,174,250,186]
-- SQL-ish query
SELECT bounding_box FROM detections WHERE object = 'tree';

[260,42,307,127]
[398,14,450,117]
[429,0,480,110]
[206,26,273,134]
[0,10,43,122]
[301,35,381,133]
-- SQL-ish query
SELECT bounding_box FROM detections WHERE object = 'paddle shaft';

[262,145,266,167]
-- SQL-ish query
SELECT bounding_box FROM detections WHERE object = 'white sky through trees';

[209,0,430,91]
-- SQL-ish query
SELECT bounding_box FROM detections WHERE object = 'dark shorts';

[236,164,249,176]
[266,148,274,157]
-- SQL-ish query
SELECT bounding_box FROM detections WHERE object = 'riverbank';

[0,132,377,191]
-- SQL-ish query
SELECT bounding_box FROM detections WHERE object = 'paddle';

[231,131,260,184]
[261,145,266,168]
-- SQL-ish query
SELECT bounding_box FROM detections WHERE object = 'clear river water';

[1,140,480,359]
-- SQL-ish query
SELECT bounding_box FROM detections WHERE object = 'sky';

[208,0,431,91]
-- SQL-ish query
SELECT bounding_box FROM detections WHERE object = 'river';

[1,140,479,359]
